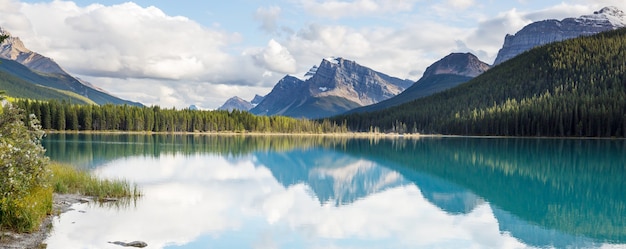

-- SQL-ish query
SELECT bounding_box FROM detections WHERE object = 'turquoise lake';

[41,134,626,249]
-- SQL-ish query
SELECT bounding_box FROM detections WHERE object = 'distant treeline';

[12,99,347,133]
[332,28,626,137]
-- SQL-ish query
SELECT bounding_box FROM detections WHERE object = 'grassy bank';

[49,162,141,200]
[0,162,141,233]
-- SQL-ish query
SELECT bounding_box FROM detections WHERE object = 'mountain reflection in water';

[43,134,626,249]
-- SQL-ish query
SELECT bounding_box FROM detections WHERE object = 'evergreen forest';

[331,28,626,137]
[12,99,347,133]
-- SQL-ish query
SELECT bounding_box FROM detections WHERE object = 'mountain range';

[218,7,625,119]
[494,6,626,65]
[333,22,626,136]
[2,7,623,122]
[0,27,141,106]
[249,57,413,119]
[347,53,490,114]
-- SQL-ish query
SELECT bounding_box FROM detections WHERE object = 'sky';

[0,0,625,109]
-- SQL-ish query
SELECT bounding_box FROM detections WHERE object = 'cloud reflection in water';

[45,153,530,249]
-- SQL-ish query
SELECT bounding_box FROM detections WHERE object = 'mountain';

[348,53,490,114]
[250,57,413,119]
[217,96,254,111]
[0,58,95,105]
[0,27,141,106]
[217,94,265,111]
[494,6,626,65]
[250,94,264,105]
[254,148,407,206]
[334,28,626,137]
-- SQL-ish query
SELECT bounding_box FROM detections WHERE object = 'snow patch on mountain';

[303,65,319,80]
[323,57,340,64]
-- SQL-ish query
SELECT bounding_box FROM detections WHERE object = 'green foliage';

[13,100,348,133]
[0,91,141,232]
[333,28,626,137]
[0,102,51,232]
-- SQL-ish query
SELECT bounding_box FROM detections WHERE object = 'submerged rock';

[108,241,148,248]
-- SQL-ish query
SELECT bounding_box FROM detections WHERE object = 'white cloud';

[299,0,419,19]
[76,75,272,109]
[0,0,30,32]
[446,0,476,10]
[16,2,242,82]
[251,39,298,74]
[283,21,465,80]
[255,6,282,34]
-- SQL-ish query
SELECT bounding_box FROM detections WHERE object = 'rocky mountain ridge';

[494,6,626,65]
[348,53,490,114]
[250,57,413,119]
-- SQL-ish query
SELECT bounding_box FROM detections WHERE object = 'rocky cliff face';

[307,58,413,106]
[494,6,626,65]
[251,57,413,118]
[0,27,66,74]
[422,52,490,78]
[349,53,490,114]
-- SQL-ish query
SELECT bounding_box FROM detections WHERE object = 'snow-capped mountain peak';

[577,6,626,27]
[494,7,626,65]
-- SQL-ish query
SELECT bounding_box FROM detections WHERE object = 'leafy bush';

[0,103,51,232]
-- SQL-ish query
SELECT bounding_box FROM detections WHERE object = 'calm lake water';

[41,134,626,249]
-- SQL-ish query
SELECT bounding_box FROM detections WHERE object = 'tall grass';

[0,162,141,233]
[49,162,141,200]
[0,186,53,233]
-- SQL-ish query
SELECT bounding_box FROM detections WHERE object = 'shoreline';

[43,130,425,138]
[43,130,626,140]
[0,194,84,249]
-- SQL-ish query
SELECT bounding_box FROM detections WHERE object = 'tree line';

[331,28,626,137]
[12,99,348,133]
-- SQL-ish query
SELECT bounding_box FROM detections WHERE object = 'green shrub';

[0,99,140,232]
[0,104,51,232]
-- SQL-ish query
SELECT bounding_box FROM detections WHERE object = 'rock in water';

[109,241,148,248]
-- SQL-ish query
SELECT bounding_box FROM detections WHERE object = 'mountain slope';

[0,60,95,105]
[333,28,626,137]
[251,58,413,119]
[349,53,490,114]
[217,96,254,111]
[494,6,626,65]
[0,27,141,106]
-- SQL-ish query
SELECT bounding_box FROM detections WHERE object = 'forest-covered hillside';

[332,28,626,137]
